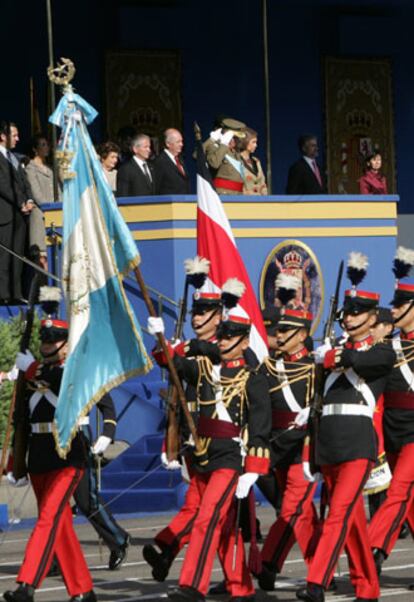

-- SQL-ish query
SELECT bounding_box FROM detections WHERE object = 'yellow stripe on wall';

[133,226,397,241]
[44,201,396,228]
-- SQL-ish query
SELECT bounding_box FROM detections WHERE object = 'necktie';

[175,156,185,177]
[311,160,322,187]
[6,150,19,170]
[142,162,152,184]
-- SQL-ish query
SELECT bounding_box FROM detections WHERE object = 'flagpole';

[133,266,201,453]
[46,0,59,202]
[262,0,272,193]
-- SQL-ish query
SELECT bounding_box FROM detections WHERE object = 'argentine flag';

[50,90,152,458]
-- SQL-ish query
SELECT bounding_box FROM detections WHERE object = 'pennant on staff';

[49,89,152,457]
[195,137,268,361]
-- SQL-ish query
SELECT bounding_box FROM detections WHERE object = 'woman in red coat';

[358,152,388,194]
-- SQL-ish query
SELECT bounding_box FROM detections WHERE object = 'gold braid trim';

[264,357,315,405]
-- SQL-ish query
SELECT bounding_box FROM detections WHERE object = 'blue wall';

[2,0,413,209]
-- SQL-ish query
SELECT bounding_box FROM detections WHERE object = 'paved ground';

[0,502,414,602]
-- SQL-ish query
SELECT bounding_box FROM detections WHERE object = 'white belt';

[31,422,53,434]
[322,403,373,419]
[78,416,90,426]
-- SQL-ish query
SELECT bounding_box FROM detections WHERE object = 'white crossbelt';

[275,358,302,412]
[211,365,244,453]
[392,336,414,391]
[322,403,373,418]
[324,367,376,412]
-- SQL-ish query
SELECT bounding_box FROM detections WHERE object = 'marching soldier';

[4,303,97,602]
[297,252,395,602]
[369,247,414,573]
[203,118,246,195]
[149,292,271,602]
[257,275,320,591]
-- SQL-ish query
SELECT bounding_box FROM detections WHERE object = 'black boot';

[257,563,276,591]
[230,596,256,601]
[372,548,386,576]
[354,598,378,601]
[143,544,173,582]
[296,582,325,602]
[109,535,130,570]
[399,522,410,539]
[3,584,35,602]
[327,577,337,592]
[168,586,205,602]
[69,591,97,601]
[208,580,227,595]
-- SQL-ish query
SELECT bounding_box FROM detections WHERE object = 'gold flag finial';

[47,57,76,91]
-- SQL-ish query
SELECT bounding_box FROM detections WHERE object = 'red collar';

[345,335,373,350]
[208,335,218,343]
[221,358,246,368]
[283,347,309,362]
[401,330,414,341]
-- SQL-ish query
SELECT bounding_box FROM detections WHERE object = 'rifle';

[165,277,190,461]
[308,260,344,474]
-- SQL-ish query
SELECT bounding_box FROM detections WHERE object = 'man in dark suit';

[286,134,327,194]
[0,121,34,302]
[116,133,155,197]
[153,128,190,195]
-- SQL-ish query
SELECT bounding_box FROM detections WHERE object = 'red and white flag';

[196,140,268,361]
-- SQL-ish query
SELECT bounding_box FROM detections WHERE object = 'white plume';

[395,246,414,266]
[276,273,301,291]
[222,278,246,298]
[39,286,62,302]
[347,251,369,271]
[184,255,210,275]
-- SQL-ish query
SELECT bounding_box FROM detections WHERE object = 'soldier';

[203,118,246,195]
[369,247,414,573]
[296,252,395,602]
[4,312,96,601]
[257,275,320,591]
[150,301,271,602]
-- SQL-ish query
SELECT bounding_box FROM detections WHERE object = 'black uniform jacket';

[260,350,314,468]
[174,354,271,475]
[318,341,395,465]
[383,334,414,453]
[24,361,89,474]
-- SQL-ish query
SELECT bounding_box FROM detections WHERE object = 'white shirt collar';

[0,145,8,159]
[133,155,147,169]
[164,149,177,164]
[303,156,316,169]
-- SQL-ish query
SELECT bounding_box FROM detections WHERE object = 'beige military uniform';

[203,138,244,195]
[242,156,268,195]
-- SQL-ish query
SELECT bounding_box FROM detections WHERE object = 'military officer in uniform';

[203,118,246,195]
[258,275,320,591]
[297,252,395,602]
[4,317,97,602]
[369,247,414,574]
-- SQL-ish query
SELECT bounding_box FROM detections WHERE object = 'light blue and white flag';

[50,89,152,458]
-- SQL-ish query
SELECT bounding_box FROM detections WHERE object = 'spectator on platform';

[240,127,268,195]
[204,117,246,195]
[286,133,326,194]
[358,151,388,195]
[116,133,155,197]
[25,134,57,270]
[97,141,120,193]
[0,121,34,303]
[153,128,190,194]
[116,125,137,165]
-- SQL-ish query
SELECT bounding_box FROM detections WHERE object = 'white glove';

[92,435,112,455]
[209,128,222,143]
[314,338,332,365]
[294,406,310,428]
[160,452,181,471]
[15,350,35,372]
[235,472,259,499]
[6,366,18,381]
[221,130,234,146]
[147,316,165,336]
[303,462,323,483]
[6,472,29,488]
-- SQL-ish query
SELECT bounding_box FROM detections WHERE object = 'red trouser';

[307,459,379,600]
[261,464,319,572]
[18,467,93,597]
[155,471,199,555]
[369,442,414,554]
[179,469,254,598]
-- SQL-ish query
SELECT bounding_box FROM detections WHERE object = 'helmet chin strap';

[220,334,246,356]
[394,300,414,326]
[345,315,371,333]
[41,340,67,360]
[278,328,300,350]
[193,307,220,332]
